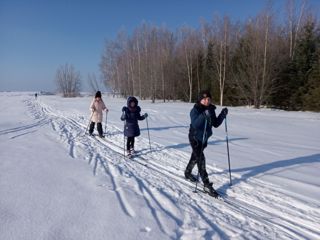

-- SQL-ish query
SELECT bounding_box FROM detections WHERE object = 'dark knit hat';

[198,90,212,102]
[95,91,102,98]
[127,96,138,107]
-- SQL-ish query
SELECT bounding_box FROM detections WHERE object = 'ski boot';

[203,182,219,198]
[130,148,135,154]
[127,149,132,158]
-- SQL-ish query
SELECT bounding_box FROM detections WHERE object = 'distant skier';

[184,90,228,197]
[89,91,108,138]
[121,96,148,157]
[34,93,38,99]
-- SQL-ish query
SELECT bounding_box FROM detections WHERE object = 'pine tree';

[195,49,205,98]
[303,61,320,111]
[290,21,317,110]
[204,41,215,97]
[302,34,320,111]
[274,20,318,110]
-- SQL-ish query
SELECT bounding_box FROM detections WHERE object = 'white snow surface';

[0,92,319,240]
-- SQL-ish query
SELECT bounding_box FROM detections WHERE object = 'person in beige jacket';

[89,91,108,137]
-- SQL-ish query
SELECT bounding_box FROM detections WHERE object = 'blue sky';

[0,0,319,92]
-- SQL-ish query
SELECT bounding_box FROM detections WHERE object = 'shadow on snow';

[164,137,249,150]
[217,153,320,193]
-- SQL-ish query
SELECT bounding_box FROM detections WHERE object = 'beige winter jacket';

[90,98,107,123]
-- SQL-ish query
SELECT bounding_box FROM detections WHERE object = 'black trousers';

[185,133,209,184]
[89,122,103,136]
[127,136,135,150]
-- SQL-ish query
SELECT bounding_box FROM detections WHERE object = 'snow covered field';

[0,92,319,240]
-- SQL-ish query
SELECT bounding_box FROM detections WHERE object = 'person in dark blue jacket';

[185,90,228,197]
[121,96,148,156]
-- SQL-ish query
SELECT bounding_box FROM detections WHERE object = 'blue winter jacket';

[121,97,145,137]
[190,103,225,143]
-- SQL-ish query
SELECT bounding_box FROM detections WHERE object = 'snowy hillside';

[0,92,319,240]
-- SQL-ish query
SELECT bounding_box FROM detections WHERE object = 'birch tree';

[232,11,278,108]
[286,0,307,59]
[177,26,200,102]
[212,16,231,106]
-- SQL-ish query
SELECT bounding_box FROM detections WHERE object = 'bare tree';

[212,15,231,106]
[155,26,175,102]
[101,40,119,96]
[286,0,307,59]
[55,63,81,97]
[100,32,128,97]
[133,29,142,98]
[149,27,160,102]
[232,9,279,108]
[177,26,199,102]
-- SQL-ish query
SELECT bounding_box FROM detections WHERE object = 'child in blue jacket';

[121,96,148,156]
[185,90,228,197]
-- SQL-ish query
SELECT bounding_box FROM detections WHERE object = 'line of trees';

[100,1,320,111]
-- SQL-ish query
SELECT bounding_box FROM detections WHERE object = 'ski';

[89,133,105,139]
[185,178,222,199]
[131,158,148,167]
[126,150,140,158]
[128,153,148,166]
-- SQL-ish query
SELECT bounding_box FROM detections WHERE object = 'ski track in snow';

[21,96,320,240]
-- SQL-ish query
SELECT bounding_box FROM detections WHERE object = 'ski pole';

[194,118,208,193]
[123,115,126,159]
[145,115,151,151]
[84,110,94,135]
[225,116,232,186]
[104,111,108,135]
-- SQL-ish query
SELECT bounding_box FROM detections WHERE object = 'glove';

[220,107,228,118]
[121,112,126,120]
[144,113,148,118]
